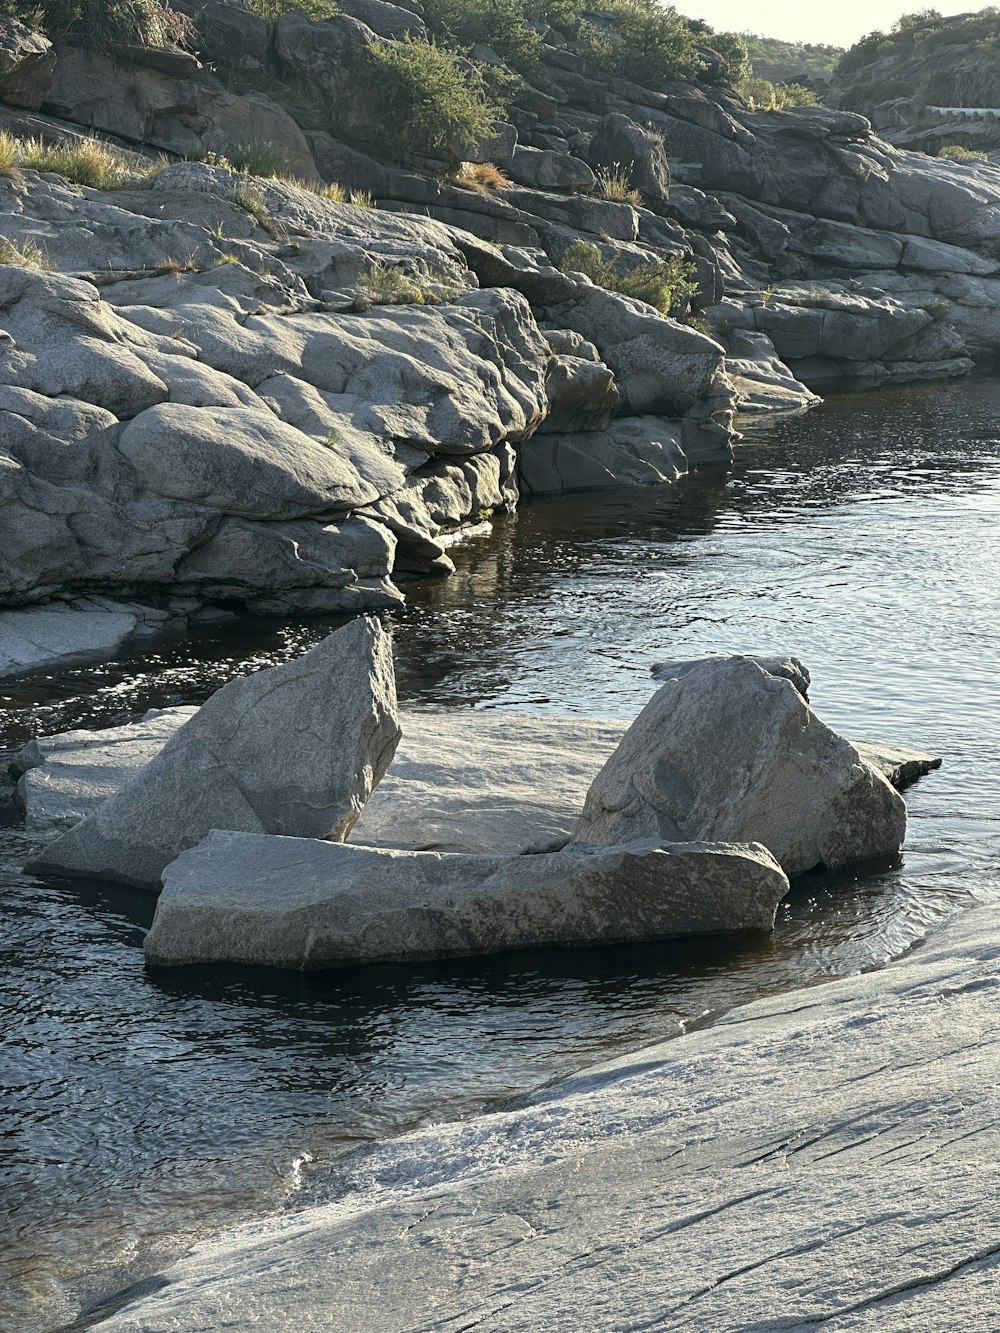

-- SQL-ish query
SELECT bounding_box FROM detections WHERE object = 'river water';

[2,377,999,1330]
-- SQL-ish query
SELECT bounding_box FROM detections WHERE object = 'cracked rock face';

[29,616,400,889]
[142,829,790,968]
[572,655,907,876]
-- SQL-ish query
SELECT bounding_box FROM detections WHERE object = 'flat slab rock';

[103,903,1000,1331]
[12,706,198,833]
[143,829,789,968]
[0,598,173,678]
[13,705,940,849]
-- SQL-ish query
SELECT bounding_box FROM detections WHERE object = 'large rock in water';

[143,830,790,968]
[29,617,399,889]
[571,656,907,876]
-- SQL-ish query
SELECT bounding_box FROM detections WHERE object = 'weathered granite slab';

[143,829,789,968]
[28,616,399,888]
[100,903,1000,1331]
[12,707,197,833]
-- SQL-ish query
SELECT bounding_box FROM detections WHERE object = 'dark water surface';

[2,378,999,1329]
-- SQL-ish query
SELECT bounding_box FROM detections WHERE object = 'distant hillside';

[836,8,1000,114]
[743,34,843,85]
[833,8,1000,153]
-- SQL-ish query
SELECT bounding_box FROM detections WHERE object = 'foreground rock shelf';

[97,901,1000,1331]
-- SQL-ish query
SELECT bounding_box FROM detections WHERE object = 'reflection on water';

[2,377,1000,1328]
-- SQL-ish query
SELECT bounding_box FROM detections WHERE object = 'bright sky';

[673,1,983,48]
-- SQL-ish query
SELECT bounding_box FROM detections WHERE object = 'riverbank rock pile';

[7,3,1000,657]
[16,629,940,969]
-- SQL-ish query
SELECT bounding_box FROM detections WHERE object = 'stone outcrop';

[29,616,399,888]
[4,0,1000,622]
[572,656,907,876]
[0,598,181,679]
[143,829,790,968]
[100,903,1000,1331]
[12,692,940,853]
[0,157,736,617]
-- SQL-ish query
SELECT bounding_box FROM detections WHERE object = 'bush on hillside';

[365,37,513,161]
[1,0,197,48]
[422,0,544,72]
[575,0,701,87]
[938,143,988,161]
[559,240,698,316]
[243,0,338,22]
[703,30,750,85]
[739,75,820,110]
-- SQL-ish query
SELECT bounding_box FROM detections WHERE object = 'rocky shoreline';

[7,1,1000,672]
[92,895,1000,1331]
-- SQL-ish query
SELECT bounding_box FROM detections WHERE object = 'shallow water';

[2,377,999,1329]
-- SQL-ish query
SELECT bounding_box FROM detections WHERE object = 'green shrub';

[705,30,750,85]
[575,0,701,87]
[938,144,988,162]
[10,0,197,49]
[738,74,820,110]
[365,37,511,161]
[228,142,284,176]
[422,0,544,72]
[595,165,642,205]
[243,0,337,20]
[558,240,698,316]
[351,262,438,310]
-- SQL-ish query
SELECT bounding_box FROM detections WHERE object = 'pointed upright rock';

[29,616,400,889]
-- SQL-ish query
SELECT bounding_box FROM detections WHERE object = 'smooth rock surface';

[853,740,943,789]
[0,598,172,678]
[101,902,1000,1332]
[352,711,629,853]
[573,656,907,876]
[29,617,399,889]
[143,829,790,968]
[517,416,687,494]
[11,707,197,833]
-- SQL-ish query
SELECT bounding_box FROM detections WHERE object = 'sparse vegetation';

[836,8,1000,116]
[742,33,842,83]
[938,144,989,162]
[0,236,51,268]
[0,132,147,189]
[558,240,698,317]
[450,161,511,194]
[738,75,820,111]
[923,295,952,320]
[317,181,374,206]
[351,262,439,310]
[243,0,337,19]
[595,166,642,205]
[2,0,197,50]
[228,143,284,177]
[365,37,512,161]
[154,255,198,274]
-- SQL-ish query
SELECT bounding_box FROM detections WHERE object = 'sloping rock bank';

[0,161,732,629]
[10,1,1000,635]
[96,900,1000,1332]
